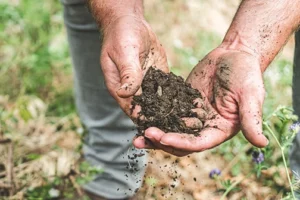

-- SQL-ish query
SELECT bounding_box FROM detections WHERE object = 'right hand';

[100,15,169,117]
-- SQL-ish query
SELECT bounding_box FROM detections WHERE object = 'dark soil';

[132,67,205,136]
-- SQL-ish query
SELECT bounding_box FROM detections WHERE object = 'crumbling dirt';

[132,67,205,136]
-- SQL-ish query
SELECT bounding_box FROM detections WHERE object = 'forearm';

[220,0,300,71]
[87,0,144,30]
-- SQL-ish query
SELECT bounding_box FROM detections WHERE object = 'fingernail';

[145,134,153,139]
[160,141,169,146]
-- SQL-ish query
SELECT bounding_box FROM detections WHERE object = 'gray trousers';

[292,31,300,194]
[62,1,146,199]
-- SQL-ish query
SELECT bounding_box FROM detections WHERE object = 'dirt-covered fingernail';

[160,141,169,146]
[193,98,204,108]
[144,134,153,139]
[191,108,207,120]
[182,117,203,129]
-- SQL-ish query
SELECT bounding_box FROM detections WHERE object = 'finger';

[159,128,228,152]
[161,148,191,157]
[134,135,188,156]
[182,117,203,129]
[191,108,207,121]
[101,51,142,116]
[154,47,169,74]
[133,136,155,149]
[193,98,205,109]
[111,46,143,98]
[144,127,165,141]
[144,127,192,156]
[143,32,169,74]
[239,95,269,147]
[100,52,121,98]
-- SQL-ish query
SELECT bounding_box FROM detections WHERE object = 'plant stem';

[220,178,242,200]
[264,106,282,121]
[263,122,282,148]
[281,148,295,199]
[263,122,296,199]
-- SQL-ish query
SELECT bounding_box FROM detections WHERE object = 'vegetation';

[0,0,299,199]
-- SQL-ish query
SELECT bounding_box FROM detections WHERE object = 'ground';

[0,0,298,199]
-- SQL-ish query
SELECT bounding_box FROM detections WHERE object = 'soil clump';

[132,67,205,136]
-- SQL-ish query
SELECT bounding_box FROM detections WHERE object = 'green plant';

[0,1,73,116]
[210,106,298,199]
[263,107,299,199]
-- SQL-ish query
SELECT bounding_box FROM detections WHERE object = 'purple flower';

[209,168,221,179]
[289,122,300,132]
[252,151,264,164]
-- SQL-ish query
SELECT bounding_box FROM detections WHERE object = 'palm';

[134,48,269,156]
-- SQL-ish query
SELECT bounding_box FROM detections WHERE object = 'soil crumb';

[132,67,204,136]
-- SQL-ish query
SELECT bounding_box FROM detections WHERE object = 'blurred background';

[0,0,297,199]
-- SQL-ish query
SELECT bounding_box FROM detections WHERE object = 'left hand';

[100,15,169,117]
[133,47,269,156]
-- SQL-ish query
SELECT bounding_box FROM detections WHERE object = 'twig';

[164,107,175,117]
[0,139,11,144]
[7,142,14,196]
[0,182,12,189]
[69,175,83,197]
[0,162,29,178]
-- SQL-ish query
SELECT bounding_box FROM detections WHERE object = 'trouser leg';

[61,1,146,199]
[291,31,300,197]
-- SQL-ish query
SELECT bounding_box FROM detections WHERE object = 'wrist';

[219,32,268,71]
[219,0,300,72]
[87,0,144,30]
[220,33,258,56]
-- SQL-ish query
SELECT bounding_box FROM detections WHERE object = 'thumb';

[113,46,143,98]
[239,93,269,148]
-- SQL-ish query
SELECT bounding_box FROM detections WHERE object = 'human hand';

[134,47,269,156]
[100,15,168,116]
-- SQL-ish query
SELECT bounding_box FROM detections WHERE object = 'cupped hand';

[100,15,168,116]
[133,47,269,156]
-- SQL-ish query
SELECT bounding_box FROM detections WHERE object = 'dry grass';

[0,0,297,199]
[0,97,292,199]
[0,96,82,199]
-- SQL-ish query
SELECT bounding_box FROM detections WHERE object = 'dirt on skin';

[132,67,206,136]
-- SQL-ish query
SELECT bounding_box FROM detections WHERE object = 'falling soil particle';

[132,67,206,136]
